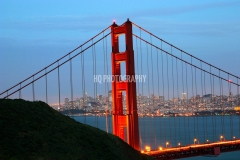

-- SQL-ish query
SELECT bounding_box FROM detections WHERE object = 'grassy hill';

[0,99,152,160]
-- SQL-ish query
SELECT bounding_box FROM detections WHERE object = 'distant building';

[182,93,187,100]
[64,97,69,106]
[108,90,112,102]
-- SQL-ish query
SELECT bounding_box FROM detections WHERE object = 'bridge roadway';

[145,139,240,160]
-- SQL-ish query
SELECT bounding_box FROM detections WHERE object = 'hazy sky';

[1,0,240,101]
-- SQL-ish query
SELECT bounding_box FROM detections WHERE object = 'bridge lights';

[220,135,223,142]
[207,139,209,143]
[233,136,236,141]
[194,139,197,145]
[141,150,144,153]
[166,142,169,148]
[145,146,151,152]
[159,147,162,151]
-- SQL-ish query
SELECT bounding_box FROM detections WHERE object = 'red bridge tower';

[111,19,140,150]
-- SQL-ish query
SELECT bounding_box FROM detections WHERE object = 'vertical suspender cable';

[150,35,157,149]
[157,48,161,146]
[185,62,190,144]
[19,83,22,99]
[94,43,98,127]
[200,61,205,142]
[191,57,195,142]
[45,68,48,104]
[105,34,110,133]
[69,54,73,117]
[140,28,145,148]
[219,70,224,136]
[135,35,141,148]
[161,40,166,145]
[58,60,61,110]
[146,42,152,148]
[204,71,208,141]
[195,67,199,141]
[176,57,181,145]
[171,47,176,146]
[210,65,214,142]
[32,76,35,101]
[103,32,108,133]
[228,74,233,139]
[81,47,86,124]
[166,50,171,144]
[92,40,96,127]
[181,52,186,145]
[213,75,216,140]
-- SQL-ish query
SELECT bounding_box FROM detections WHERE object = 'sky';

[1,0,240,102]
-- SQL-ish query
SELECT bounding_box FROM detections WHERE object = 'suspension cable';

[132,22,240,80]
[0,26,111,97]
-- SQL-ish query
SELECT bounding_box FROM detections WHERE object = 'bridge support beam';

[111,19,140,151]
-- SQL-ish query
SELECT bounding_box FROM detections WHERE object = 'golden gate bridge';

[1,19,240,159]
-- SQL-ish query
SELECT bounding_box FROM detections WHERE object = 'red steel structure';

[111,19,140,150]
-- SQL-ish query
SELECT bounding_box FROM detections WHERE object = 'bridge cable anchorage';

[0,26,111,97]
[45,68,48,104]
[57,60,61,111]
[131,22,240,80]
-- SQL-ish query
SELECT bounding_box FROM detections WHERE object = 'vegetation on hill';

[0,99,152,160]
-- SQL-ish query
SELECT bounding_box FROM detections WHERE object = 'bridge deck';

[145,140,240,160]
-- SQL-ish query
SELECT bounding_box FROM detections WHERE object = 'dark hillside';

[0,99,151,160]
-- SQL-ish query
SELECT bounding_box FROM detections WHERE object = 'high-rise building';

[64,98,69,107]
[182,93,187,100]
